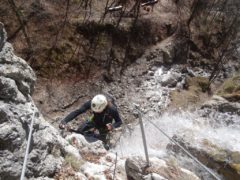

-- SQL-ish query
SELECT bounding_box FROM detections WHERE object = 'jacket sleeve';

[61,100,91,124]
[111,107,122,128]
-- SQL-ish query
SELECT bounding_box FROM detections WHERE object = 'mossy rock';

[230,164,240,174]
[185,76,210,92]
[202,139,228,162]
[64,154,84,171]
[230,151,240,163]
[170,76,209,109]
[170,90,200,109]
[217,75,240,102]
[201,139,240,179]
[202,140,240,163]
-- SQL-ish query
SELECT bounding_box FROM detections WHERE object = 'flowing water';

[113,66,240,179]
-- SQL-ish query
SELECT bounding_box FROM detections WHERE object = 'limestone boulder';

[125,156,200,180]
[201,95,240,115]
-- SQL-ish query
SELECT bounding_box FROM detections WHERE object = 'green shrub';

[217,75,240,101]
[218,75,240,95]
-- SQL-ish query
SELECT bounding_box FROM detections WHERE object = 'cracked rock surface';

[0,23,81,180]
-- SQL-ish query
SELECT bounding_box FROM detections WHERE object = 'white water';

[113,66,240,179]
[114,111,240,157]
[113,110,240,179]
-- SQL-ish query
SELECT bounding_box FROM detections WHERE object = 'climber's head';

[91,94,108,113]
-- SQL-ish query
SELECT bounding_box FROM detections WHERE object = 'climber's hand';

[106,123,113,131]
[59,123,66,130]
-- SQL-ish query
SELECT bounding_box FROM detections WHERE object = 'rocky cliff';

[0,23,81,179]
[0,22,202,180]
[0,0,239,179]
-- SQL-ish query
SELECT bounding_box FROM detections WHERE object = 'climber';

[59,94,122,147]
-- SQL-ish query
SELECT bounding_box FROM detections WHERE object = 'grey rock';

[125,156,200,180]
[31,177,54,180]
[169,135,240,180]
[0,76,26,102]
[0,22,6,52]
[0,43,36,100]
[201,95,240,115]
[65,134,106,155]
[0,24,81,179]
[125,157,146,180]
[0,150,23,180]
[0,107,10,123]
[143,173,167,180]
[159,72,182,87]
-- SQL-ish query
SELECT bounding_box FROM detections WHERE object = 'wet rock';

[125,156,200,180]
[159,71,182,87]
[216,75,240,102]
[168,136,240,180]
[65,134,107,155]
[125,156,147,180]
[65,134,129,179]
[148,71,155,76]
[201,95,240,115]
[31,177,54,180]
[80,162,109,179]
[143,173,167,180]
[75,172,88,180]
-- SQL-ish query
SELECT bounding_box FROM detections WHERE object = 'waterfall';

[113,66,240,179]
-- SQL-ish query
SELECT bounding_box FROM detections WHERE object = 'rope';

[147,119,221,180]
[20,107,36,180]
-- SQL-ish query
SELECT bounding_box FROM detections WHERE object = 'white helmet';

[91,94,108,113]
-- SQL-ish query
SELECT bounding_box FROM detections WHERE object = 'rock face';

[168,136,240,180]
[0,23,81,180]
[0,23,201,180]
[201,95,240,116]
[0,23,35,103]
[63,133,128,180]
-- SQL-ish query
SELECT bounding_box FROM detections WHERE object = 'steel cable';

[20,107,36,180]
[146,118,221,180]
